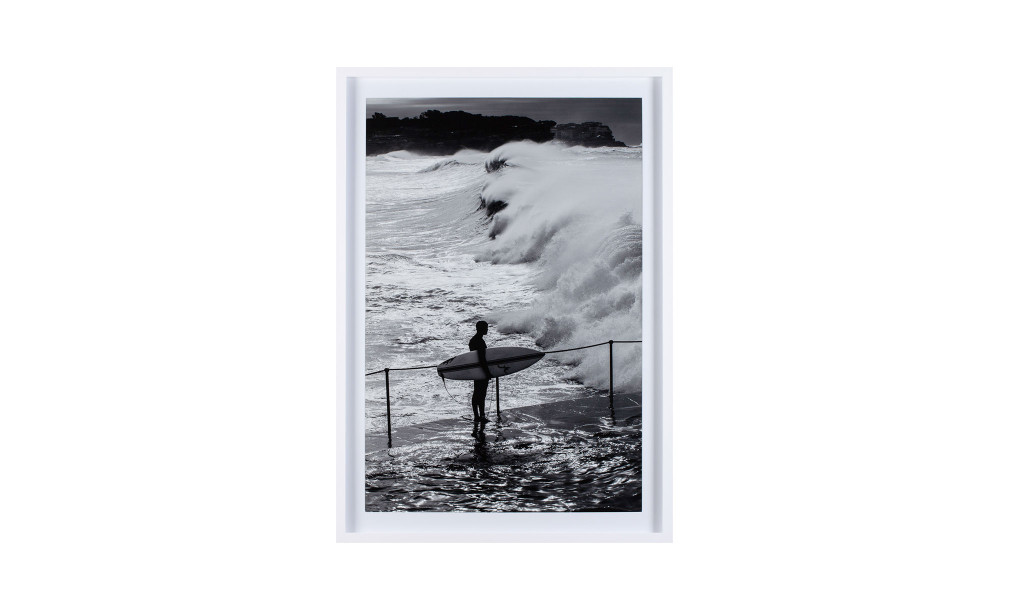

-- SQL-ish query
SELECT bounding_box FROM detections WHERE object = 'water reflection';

[471,421,490,464]
[365,395,642,512]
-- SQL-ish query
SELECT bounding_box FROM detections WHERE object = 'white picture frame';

[337,67,672,542]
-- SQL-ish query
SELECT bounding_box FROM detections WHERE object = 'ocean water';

[365,142,643,435]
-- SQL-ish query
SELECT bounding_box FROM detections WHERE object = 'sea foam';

[476,142,643,391]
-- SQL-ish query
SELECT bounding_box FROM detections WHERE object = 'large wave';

[475,141,643,391]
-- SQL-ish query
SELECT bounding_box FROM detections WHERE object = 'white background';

[2,1,1008,608]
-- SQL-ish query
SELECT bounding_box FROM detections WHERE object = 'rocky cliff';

[366,110,626,155]
[551,122,626,147]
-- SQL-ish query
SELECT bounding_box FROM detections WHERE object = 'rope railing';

[365,339,642,376]
[365,339,643,448]
[364,364,437,376]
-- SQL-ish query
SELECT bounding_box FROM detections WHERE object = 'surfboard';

[437,346,544,381]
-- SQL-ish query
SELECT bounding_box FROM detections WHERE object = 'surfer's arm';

[477,347,492,378]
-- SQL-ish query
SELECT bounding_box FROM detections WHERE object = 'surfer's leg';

[474,380,489,421]
[479,393,486,420]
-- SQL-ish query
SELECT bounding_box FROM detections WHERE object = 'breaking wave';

[418,149,487,172]
[477,142,643,391]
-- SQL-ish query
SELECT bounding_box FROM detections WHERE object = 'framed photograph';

[337,68,671,541]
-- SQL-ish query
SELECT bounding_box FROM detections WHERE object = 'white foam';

[478,142,643,391]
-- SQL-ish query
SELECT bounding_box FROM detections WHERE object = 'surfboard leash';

[440,374,469,406]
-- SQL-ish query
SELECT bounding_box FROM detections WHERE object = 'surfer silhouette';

[469,321,491,422]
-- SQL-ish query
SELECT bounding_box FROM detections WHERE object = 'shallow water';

[365,394,642,512]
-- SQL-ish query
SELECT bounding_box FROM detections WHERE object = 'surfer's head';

[475,320,488,335]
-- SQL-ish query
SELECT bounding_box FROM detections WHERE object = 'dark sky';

[367,98,643,145]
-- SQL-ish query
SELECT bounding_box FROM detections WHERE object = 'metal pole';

[496,376,500,416]
[384,368,392,447]
[608,340,614,410]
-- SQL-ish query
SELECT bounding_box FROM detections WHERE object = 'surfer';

[469,321,491,422]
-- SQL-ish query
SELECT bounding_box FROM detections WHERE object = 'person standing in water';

[469,321,492,422]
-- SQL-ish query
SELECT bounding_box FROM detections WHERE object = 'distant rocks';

[551,122,626,147]
[367,110,626,155]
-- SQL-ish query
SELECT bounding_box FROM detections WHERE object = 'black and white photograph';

[362,97,646,512]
